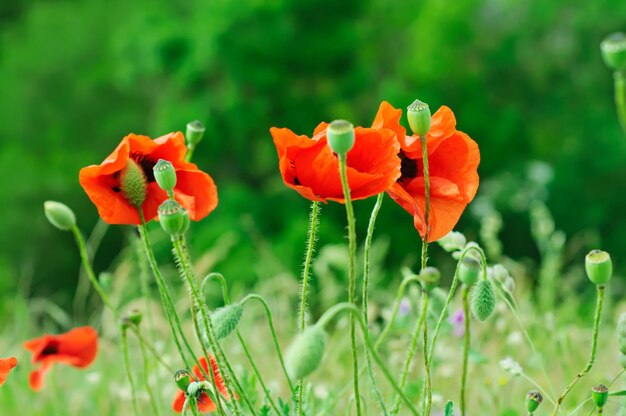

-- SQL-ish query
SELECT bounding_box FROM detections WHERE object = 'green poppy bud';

[585,250,612,286]
[211,304,243,340]
[186,120,206,148]
[157,200,190,236]
[591,384,609,409]
[420,267,441,289]
[471,279,496,321]
[174,369,192,392]
[44,201,76,231]
[153,159,177,193]
[601,33,626,71]
[407,99,431,136]
[525,390,543,413]
[459,256,481,286]
[120,159,147,208]
[286,326,326,380]
[326,120,355,156]
[125,308,143,326]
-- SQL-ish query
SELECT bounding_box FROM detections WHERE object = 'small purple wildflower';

[450,308,465,337]
[398,297,411,317]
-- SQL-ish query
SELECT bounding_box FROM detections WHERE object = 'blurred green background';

[1,0,625,316]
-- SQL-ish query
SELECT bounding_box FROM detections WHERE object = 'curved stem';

[391,290,428,415]
[70,225,173,373]
[552,285,606,415]
[121,327,140,416]
[375,275,422,351]
[317,303,419,415]
[460,286,470,416]
[338,153,362,416]
[241,294,295,393]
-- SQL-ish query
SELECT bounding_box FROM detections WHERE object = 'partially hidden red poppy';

[372,101,480,242]
[0,357,17,388]
[79,132,217,225]
[173,356,235,413]
[23,326,98,391]
[270,120,401,203]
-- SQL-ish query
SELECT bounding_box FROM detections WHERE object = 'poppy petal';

[172,391,186,413]
[0,357,17,388]
[29,360,53,391]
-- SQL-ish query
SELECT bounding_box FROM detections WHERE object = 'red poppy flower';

[270,120,401,203]
[173,356,234,413]
[79,132,218,225]
[0,357,17,387]
[23,326,98,391]
[373,101,480,242]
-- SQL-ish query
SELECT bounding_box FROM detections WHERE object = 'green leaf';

[444,401,454,416]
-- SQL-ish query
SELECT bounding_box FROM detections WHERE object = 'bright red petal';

[0,357,17,388]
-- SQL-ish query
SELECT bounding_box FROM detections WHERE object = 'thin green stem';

[460,286,470,416]
[135,236,157,339]
[241,294,295,393]
[171,235,237,415]
[390,290,428,415]
[316,303,419,415]
[121,327,140,416]
[70,225,173,372]
[73,219,108,319]
[375,275,422,351]
[137,324,161,416]
[614,70,626,135]
[299,201,320,331]
[552,286,606,415]
[362,193,387,414]
[338,153,362,416]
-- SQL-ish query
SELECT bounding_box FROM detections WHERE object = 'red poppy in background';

[0,357,17,387]
[79,132,217,225]
[373,101,480,242]
[270,121,401,203]
[23,326,98,391]
[173,356,234,413]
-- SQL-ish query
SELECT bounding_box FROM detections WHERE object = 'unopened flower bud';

[420,267,441,289]
[407,99,432,136]
[438,231,467,252]
[153,159,177,193]
[601,33,626,71]
[44,201,76,231]
[211,304,243,340]
[125,309,143,326]
[585,250,612,286]
[120,159,147,208]
[591,384,609,409]
[471,279,496,321]
[158,200,190,236]
[174,369,192,392]
[459,256,481,286]
[286,326,326,380]
[186,120,206,148]
[525,390,543,413]
[326,120,355,156]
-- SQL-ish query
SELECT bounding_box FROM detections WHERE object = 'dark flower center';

[131,152,157,183]
[41,342,59,357]
[398,151,418,182]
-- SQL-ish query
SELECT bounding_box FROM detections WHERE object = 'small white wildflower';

[506,331,523,347]
[499,357,523,376]
[437,231,467,252]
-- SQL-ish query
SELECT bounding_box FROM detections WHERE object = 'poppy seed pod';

[158,200,190,237]
[285,326,326,380]
[591,384,609,409]
[153,159,177,193]
[327,120,355,156]
[420,267,441,288]
[407,99,432,136]
[601,33,626,71]
[174,369,192,392]
[459,256,481,286]
[471,279,496,321]
[525,390,543,413]
[125,309,143,327]
[585,250,612,286]
[120,159,147,208]
[44,201,76,231]
[211,304,243,340]
[186,120,206,147]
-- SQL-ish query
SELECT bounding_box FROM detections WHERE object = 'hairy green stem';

[317,303,419,415]
[121,327,140,416]
[552,285,606,415]
[338,153,362,416]
[460,286,470,415]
